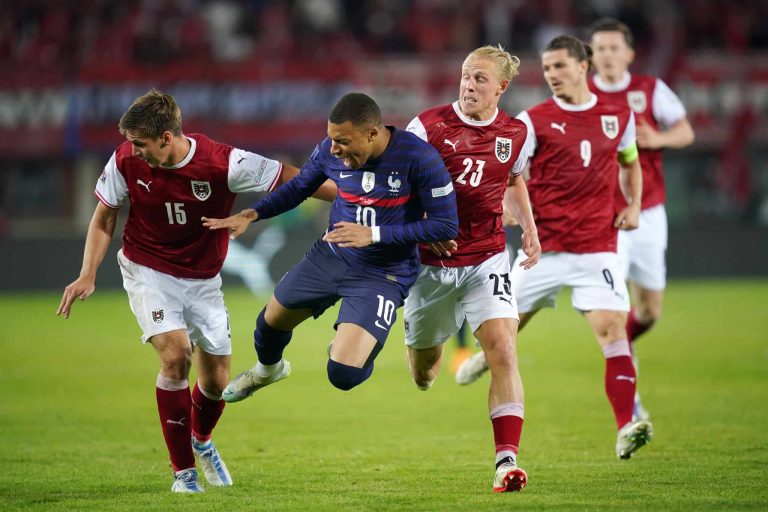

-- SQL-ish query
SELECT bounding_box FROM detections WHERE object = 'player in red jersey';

[589,18,695,422]
[56,89,335,493]
[404,45,540,492]
[456,36,653,459]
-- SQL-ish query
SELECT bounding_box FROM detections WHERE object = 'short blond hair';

[465,45,521,82]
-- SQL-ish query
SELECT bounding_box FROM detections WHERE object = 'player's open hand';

[323,221,373,247]
[426,240,458,257]
[614,203,640,231]
[518,229,541,269]
[202,209,258,240]
[56,277,96,319]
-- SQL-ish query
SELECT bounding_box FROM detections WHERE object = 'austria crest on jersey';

[495,137,513,163]
[601,115,620,140]
[627,91,647,113]
[151,308,164,324]
[191,180,211,201]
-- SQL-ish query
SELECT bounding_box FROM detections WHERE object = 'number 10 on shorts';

[375,294,395,329]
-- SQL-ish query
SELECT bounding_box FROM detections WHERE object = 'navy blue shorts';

[274,241,410,345]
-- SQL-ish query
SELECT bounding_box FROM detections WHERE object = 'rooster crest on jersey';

[601,116,620,140]
[388,174,402,193]
[495,137,513,163]
[191,180,211,201]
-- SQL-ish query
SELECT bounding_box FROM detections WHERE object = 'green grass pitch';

[1,279,766,511]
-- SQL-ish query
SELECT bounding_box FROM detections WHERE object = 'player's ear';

[627,47,636,65]
[160,131,173,148]
[499,79,510,95]
[367,125,378,143]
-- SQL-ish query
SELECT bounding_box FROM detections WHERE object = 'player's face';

[590,31,634,81]
[541,49,588,103]
[125,131,172,168]
[327,121,375,169]
[459,56,509,121]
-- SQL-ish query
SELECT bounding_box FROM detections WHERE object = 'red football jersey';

[95,133,282,279]
[407,102,530,267]
[590,73,687,210]
[518,95,635,254]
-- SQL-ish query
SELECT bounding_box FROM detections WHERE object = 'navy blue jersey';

[253,127,458,284]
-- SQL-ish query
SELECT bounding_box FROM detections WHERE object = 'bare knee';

[586,310,628,345]
[636,301,662,324]
[159,347,193,381]
[634,289,663,323]
[475,319,519,373]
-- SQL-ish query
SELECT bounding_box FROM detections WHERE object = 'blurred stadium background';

[1,0,767,291]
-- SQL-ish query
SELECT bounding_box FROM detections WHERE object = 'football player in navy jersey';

[203,92,458,399]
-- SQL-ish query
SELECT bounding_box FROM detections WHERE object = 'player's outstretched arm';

[57,202,119,319]
[280,164,338,202]
[202,208,258,240]
[504,174,540,269]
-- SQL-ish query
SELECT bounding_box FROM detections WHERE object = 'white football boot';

[454,351,489,385]
[616,420,654,459]
[493,462,528,493]
[222,359,291,403]
[171,468,205,493]
[192,437,232,486]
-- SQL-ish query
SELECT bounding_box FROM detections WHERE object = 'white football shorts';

[511,250,630,313]
[117,250,232,355]
[617,204,668,291]
[404,250,518,349]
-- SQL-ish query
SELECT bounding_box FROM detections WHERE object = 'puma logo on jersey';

[616,375,636,384]
[550,122,566,134]
[136,179,152,192]
[237,155,247,164]
[443,139,459,151]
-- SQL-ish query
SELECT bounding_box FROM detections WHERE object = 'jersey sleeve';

[378,147,458,245]
[94,152,127,208]
[227,148,283,193]
[652,79,688,127]
[405,116,429,142]
[618,111,637,151]
[252,144,328,220]
[515,111,537,157]
[511,123,533,176]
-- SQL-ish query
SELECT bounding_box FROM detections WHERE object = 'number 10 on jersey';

[355,205,377,227]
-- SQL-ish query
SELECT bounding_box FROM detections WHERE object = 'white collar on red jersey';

[592,71,632,93]
[552,93,598,112]
[162,136,197,169]
[451,101,499,126]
